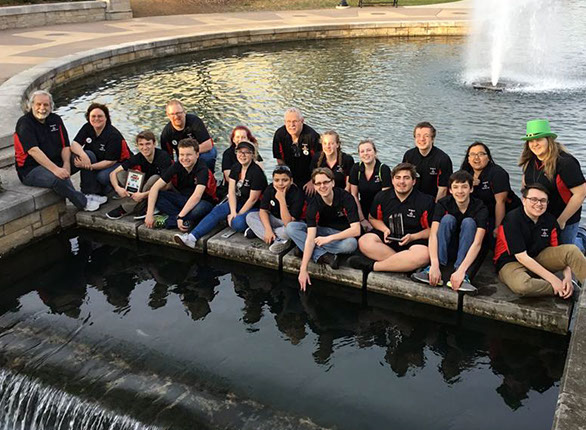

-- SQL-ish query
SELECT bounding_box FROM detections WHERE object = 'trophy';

[125,170,145,194]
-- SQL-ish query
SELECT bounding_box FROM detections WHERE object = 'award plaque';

[125,170,145,194]
[386,213,405,242]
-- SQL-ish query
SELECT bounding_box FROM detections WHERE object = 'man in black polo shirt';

[14,90,98,211]
[412,170,488,291]
[145,138,217,230]
[245,165,305,253]
[348,163,434,273]
[402,121,453,201]
[272,107,321,194]
[494,184,585,298]
[286,168,361,291]
[106,130,173,220]
[160,99,217,171]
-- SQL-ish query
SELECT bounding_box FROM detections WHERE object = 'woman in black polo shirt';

[460,141,520,240]
[70,103,131,200]
[519,119,586,245]
[309,130,354,191]
[221,125,263,183]
[349,139,391,232]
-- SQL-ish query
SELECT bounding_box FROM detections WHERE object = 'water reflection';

[0,231,568,430]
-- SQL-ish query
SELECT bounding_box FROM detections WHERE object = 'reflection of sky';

[54,31,586,221]
[0,234,567,430]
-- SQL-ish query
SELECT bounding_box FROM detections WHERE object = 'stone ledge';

[0,1,105,16]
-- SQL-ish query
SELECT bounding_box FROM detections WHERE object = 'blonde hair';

[519,137,567,181]
[318,130,342,167]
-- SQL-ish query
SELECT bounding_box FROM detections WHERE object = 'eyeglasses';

[468,152,488,158]
[273,165,291,174]
[525,197,548,205]
[313,179,332,187]
[167,111,185,117]
[236,150,252,156]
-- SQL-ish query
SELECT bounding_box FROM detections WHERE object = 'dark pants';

[155,190,215,229]
[21,165,87,209]
[73,150,119,195]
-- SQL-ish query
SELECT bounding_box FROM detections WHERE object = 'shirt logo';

[302,143,309,156]
[86,137,92,144]
[172,140,178,146]
[99,143,106,152]
[374,176,381,183]
[406,208,416,218]
[50,124,59,132]
[541,228,550,238]
[429,167,437,176]
[270,200,276,206]
[481,181,490,190]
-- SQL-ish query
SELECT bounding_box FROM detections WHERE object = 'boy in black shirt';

[413,170,488,291]
[107,130,172,219]
[494,184,585,298]
[348,163,434,273]
[402,122,453,201]
[286,168,361,291]
[145,138,217,230]
[245,165,305,253]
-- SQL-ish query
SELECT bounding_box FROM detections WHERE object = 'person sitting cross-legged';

[348,163,434,273]
[286,167,361,291]
[245,165,305,253]
[412,170,488,291]
[494,183,586,298]
[106,130,172,220]
[145,138,217,230]
[174,140,268,248]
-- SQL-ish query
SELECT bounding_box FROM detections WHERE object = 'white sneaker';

[174,232,196,249]
[89,194,108,205]
[84,199,100,212]
[269,238,291,254]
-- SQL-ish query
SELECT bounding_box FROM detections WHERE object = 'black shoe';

[106,206,127,220]
[294,247,303,258]
[317,252,339,270]
[244,228,256,239]
[347,255,374,272]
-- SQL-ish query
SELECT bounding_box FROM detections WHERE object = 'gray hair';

[27,90,54,112]
[165,99,184,111]
[284,107,303,121]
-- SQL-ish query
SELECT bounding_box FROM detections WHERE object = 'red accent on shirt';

[315,212,320,225]
[300,201,308,220]
[376,204,383,221]
[13,133,28,167]
[420,210,429,229]
[555,174,572,204]
[493,225,509,263]
[206,169,218,202]
[59,125,66,148]
[120,140,131,162]
[550,227,559,247]
[279,143,284,160]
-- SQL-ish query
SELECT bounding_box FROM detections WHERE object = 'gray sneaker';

[174,232,196,249]
[86,194,108,205]
[84,199,100,212]
[269,238,291,253]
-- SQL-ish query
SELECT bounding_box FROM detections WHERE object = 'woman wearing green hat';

[519,119,586,245]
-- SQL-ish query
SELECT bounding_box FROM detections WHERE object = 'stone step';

[0,145,13,169]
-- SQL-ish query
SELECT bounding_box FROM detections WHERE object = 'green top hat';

[521,119,557,141]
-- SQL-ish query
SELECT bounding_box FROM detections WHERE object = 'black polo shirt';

[494,207,559,271]
[121,148,172,180]
[160,114,212,161]
[260,183,305,220]
[523,152,585,224]
[349,159,392,215]
[161,158,217,202]
[221,144,263,172]
[73,122,131,163]
[432,195,489,230]
[370,188,434,234]
[272,123,320,186]
[309,152,354,189]
[229,162,268,207]
[14,112,69,180]
[402,146,453,198]
[306,187,359,231]
[472,163,521,220]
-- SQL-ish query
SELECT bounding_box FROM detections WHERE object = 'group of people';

[14,91,586,299]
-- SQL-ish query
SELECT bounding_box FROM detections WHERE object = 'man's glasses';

[313,179,332,187]
[525,197,548,205]
[167,111,185,117]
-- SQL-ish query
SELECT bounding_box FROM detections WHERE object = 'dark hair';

[273,165,292,178]
[413,122,436,139]
[136,130,156,143]
[521,183,549,198]
[391,162,417,180]
[449,170,474,188]
[178,138,199,153]
[460,141,494,173]
[311,167,335,182]
[85,103,110,123]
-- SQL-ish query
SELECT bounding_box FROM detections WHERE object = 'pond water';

[0,231,569,429]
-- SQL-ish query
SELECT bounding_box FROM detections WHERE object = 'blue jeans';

[155,190,214,229]
[75,150,119,195]
[437,215,477,270]
[21,165,87,209]
[189,201,257,239]
[285,221,357,262]
[559,222,579,246]
[199,146,218,172]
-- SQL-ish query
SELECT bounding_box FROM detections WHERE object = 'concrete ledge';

[76,201,140,239]
[0,1,105,15]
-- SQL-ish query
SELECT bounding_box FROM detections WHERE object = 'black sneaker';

[244,228,256,239]
[317,252,339,270]
[347,255,375,272]
[106,206,127,220]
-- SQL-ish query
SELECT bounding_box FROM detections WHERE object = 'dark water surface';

[0,231,569,429]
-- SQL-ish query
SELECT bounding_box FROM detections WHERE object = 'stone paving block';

[136,224,222,254]
[367,271,459,310]
[462,261,572,334]
[282,249,363,289]
[0,225,33,256]
[33,219,60,237]
[3,210,40,235]
[207,227,284,270]
[76,201,140,238]
[0,190,35,225]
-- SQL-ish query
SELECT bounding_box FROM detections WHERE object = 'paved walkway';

[0,0,471,85]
